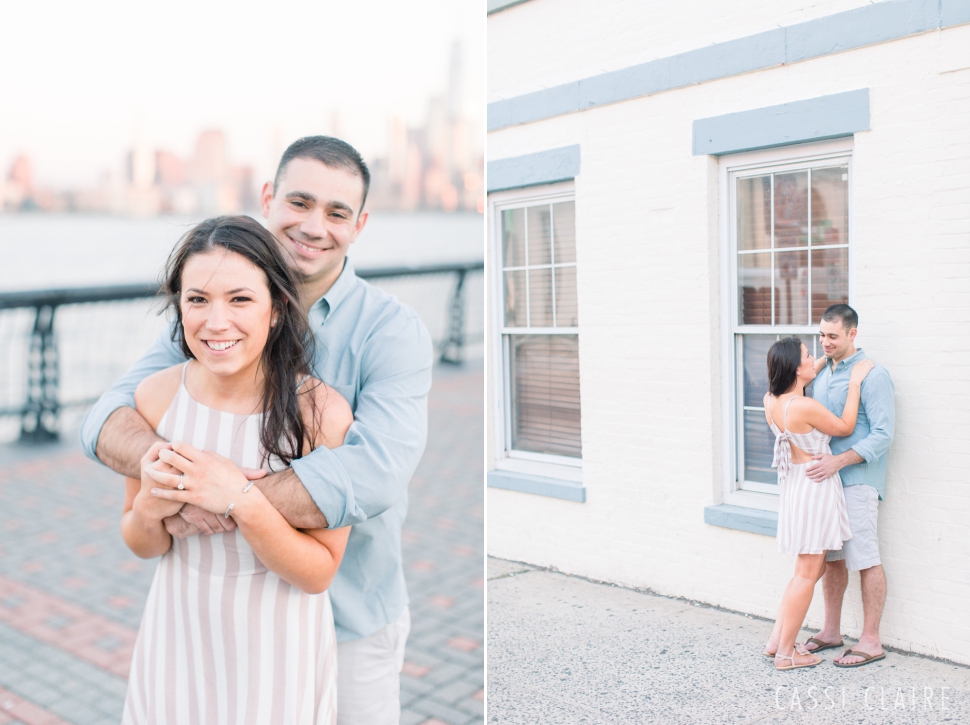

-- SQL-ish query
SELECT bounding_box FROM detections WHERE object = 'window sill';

[487,470,586,503]
[704,504,777,536]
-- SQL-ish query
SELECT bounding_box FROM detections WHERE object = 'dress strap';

[181,360,190,384]
[764,394,777,428]
[782,395,799,431]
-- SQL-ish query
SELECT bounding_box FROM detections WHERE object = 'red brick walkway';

[0,362,483,725]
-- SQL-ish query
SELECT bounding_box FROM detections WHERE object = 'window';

[492,187,582,466]
[722,141,851,499]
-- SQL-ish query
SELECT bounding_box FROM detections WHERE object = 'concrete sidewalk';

[487,557,968,724]
[0,362,483,725]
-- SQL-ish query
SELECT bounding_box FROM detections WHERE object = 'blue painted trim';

[488,470,586,503]
[942,0,970,27]
[704,504,778,536]
[487,0,533,15]
[692,89,869,156]
[489,0,970,131]
[487,145,580,193]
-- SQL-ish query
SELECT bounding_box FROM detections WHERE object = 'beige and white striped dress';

[768,395,852,556]
[122,365,338,724]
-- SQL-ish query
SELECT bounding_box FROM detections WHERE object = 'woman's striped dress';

[768,396,852,556]
[122,369,338,724]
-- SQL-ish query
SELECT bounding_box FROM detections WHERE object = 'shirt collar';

[309,257,357,324]
[834,347,865,370]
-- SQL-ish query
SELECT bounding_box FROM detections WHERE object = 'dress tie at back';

[772,433,793,483]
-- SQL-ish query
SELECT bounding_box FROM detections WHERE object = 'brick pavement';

[0,361,483,725]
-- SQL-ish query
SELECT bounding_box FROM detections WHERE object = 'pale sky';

[0,0,484,189]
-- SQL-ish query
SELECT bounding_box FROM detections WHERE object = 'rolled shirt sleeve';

[850,366,895,464]
[79,324,186,462]
[292,312,433,529]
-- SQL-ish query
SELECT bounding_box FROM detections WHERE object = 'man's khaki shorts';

[336,607,410,725]
[826,484,881,571]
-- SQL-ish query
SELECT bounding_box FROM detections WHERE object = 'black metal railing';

[0,261,482,443]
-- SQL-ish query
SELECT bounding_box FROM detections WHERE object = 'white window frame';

[488,181,583,482]
[718,138,854,512]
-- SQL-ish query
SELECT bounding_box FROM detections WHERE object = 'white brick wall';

[487,20,970,664]
[488,0,872,102]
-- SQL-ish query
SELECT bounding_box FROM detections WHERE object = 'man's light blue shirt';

[80,259,433,641]
[811,347,894,500]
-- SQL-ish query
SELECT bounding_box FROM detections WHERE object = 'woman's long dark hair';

[163,215,318,465]
[766,337,803,397]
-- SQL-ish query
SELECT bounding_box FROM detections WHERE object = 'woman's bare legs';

[764,580,793,654]
[770,553,827,667]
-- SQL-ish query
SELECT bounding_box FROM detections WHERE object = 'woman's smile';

[203,339,241,352]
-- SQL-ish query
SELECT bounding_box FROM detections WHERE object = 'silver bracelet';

[242,480,256,494]
[224,503,235,518]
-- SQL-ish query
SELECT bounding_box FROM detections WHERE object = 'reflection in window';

[733,162,850,492]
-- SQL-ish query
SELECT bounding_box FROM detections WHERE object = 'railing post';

[21,304,59,442]
[439,269,467,365]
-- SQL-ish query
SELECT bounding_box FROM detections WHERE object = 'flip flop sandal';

[802,637,844,653]
[833,649,886,668]
[775,647,822,671]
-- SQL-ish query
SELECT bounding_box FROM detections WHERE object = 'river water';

[0,212,484,440]
[0,211,484,290]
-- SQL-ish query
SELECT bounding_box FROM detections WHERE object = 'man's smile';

[287,234,331,257]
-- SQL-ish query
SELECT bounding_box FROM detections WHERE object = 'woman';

[119,216,352,723]
[761,337,873,671]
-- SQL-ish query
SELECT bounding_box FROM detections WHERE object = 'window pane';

[811,247,849,324]
[742,335,774,407]
[774,172,808,249]
[774,250,808,325]
[811,167,848,246]
[504,270,527,327]
[738,252,772,325]
[555,266,578,327]
[526,205,552,266]
[737,175,771,250]
[742,333,816,408]
[743,410,777,485]
[502,208,526,267]
[509,334,582,458]
[739,333,817,486]
[529,268,553,327]
[553,201,576,263]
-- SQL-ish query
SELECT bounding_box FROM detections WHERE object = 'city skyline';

[1,41,482,216]
[0,0,483,191]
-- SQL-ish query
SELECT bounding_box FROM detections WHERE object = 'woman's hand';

[133,441,184,522]
[849,359,875,386]
[146,440,253,520]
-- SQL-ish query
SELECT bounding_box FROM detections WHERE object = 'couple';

[80,136,432,723]
[762,305,895,671]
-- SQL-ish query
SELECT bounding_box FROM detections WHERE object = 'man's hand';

[807,450,864,482]
[175,505,235,536]
[162,513,203,539]
[157,465,268,537]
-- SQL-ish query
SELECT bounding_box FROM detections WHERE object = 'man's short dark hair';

[821,303,859,331]
[274,136,371,213]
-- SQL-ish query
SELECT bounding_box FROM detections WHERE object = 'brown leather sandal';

[832,649,886,667]
[802,637,844,653]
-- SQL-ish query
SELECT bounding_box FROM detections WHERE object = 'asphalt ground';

[487,557,969,725]
[0,361,483,725]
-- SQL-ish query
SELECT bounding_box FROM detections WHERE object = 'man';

[80,136,432,724]
[800,304,894,667]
